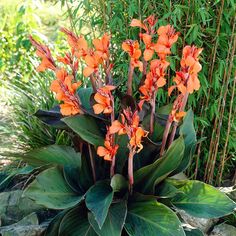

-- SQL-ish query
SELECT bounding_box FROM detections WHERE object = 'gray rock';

[0,190,43,226]
[0,213,47,236]
[209,223,236,236]
[178,209,218,233]
[218,186,236,202]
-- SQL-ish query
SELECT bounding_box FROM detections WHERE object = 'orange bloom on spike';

[130,15,157,35]
[110,108,148,153]
[122,40,143,71]
[83,52,103,77]
[29,36,56,72]
[139,59,168,108]
[169,46,202,95]
[61,28,88,59]
[93,85,115,114]
[154,25,179,60]
[93,33,111,60]
[97,129,119,161]
[140,33,155,61]
[50,68,82,116]
[169,94,186,123]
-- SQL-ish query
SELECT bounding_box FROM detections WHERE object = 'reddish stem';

[88,144,96,183]
[110,96,116,177]
[150,93,156,135]
[127,62,134,96]
[160,120,172,156]
[128,150,134,194]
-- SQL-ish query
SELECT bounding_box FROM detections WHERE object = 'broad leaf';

[63,115,104,146]
[77,87,93,110]
[35,106,66,129]
[22,145,81,167]
[88,201,127,236]
[171,180,236,218]
[86,181,114,228]
[134,136,185,194]
[172,110,197,174]
[155,180,183,198]
[58,205,97,236]
[24,167,83,209]
[125,198,185,236]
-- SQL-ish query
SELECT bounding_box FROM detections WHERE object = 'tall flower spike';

[29,36,56,72]
[110,108,148,190]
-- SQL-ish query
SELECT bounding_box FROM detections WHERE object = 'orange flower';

[50,68,82,116]
[61,28,88,59]
[29,36,56,72]
[169,94,186,123]
[130,127,148,153]
[130,15,157,34]
[139,59,168,108]
[97,129,119,161]
[140,33,155,61]
[110,108,148,153]
[154,25,179,60]
[83,52,103,77]
[93,85,115,114]
[122,40,143,71]
[169,46,203,95]
[93,33,111,60]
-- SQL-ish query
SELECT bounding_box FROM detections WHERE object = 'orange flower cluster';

[169,46,203,95]
[128,17,179,109]
[62,28,111,78]
[122,40,143,71]
[50,68,82,116]
[130,15,157,62]
[29,36,56,72]
[139,59,168,108]
[30,35,83,116]
[154,25,179,60]
[93,85,115,114]
[110,108,148,153]
[97,128,119,161]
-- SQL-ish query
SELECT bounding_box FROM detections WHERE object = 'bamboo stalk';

[208,34,236,184]
[217,73,236,186]
[204,10,235,183]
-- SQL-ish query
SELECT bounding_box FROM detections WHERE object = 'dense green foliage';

[59,0,236,186]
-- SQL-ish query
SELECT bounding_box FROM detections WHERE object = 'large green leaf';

[134,136,185,194]
[172,110,197,174]
[22,145,81,168]
[62,115,104,146]
[171,180,236,218]
[88,201,127,236]
[85,181,114,228]
[58,205,97,236]
[77,87,93,110]
[24,167,83,209]
[125,198,185,236]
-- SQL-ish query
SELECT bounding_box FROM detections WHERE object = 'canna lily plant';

[20,15,235,236]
